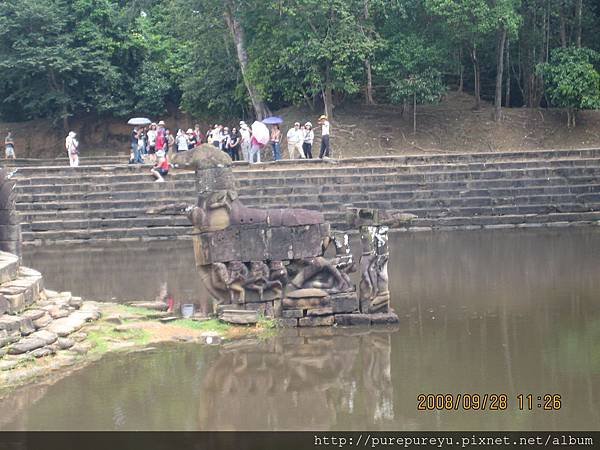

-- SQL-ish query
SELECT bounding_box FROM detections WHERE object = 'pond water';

[2,227,600,430]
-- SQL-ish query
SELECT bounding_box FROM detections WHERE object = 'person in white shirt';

[318,115,331,158]
[65,131,79,167]
[286,122,305,159]
[239,121,251,161]
[302,122,314,159]
[176,129,189,152]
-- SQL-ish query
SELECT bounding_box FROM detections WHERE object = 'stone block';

[0,329,21,347]
[33,313,53,329]
[277,318,298,328]
[281,309,303,319]
[330,292,359,314]
[306,307,333,316]
[0,295,8,316]
[21,309,45,321]
[19,317,35,336]
[292,225,324,259]
[5,293,24,314]
[216,304,243,315]
[195,227,241,264]
[31,347,54,358]
[239,226,269,262]
[283,296,330,310]
[298,315,334,327]
[265,227,294,261]
[335,314,371,326]
[8,337,46,354]
[370,311,400,325]
[0,315,23,333]
[219,309,259,325]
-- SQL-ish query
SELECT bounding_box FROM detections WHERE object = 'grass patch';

[87,324,151,355]
[172,318,231,333]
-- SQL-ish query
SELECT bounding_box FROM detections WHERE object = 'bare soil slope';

[2,92,600,159]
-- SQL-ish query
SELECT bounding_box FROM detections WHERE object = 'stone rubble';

[0,283,101,360]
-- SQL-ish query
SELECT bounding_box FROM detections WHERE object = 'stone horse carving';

[149,145,410,326]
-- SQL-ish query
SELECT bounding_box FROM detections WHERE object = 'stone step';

[0,252,19,287]
[13,173,600,205]
[3,155,130,167]
[17,181,600,221]
[10,147,600,174]
[12,155,600,184]
[20,200,600,244]
[15,178,197,195]
[13,165,600,204]
[409,211,600,229]
[21,215,191,232]
[235,157,600,179]
[239,148,600,167]
[22,225,192,243]
[0,266,44,314]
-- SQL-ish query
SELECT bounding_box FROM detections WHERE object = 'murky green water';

[3,228,600,430]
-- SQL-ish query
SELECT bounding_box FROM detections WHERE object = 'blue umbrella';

[262,116,283,125]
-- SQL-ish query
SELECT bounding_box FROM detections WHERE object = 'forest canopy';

[0,0,598,126]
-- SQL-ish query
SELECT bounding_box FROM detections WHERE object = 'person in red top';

[151,150,169,182]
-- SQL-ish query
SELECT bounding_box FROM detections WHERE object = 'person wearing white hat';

[318,114,330,158]
[286,122,304,159]
[302,122,314,159]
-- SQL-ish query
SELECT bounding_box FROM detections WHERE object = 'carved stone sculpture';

[159,146,401,325]
[358,225,390,314]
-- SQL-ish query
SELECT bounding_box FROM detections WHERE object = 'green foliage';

[0,0,599,122]
[538,47,600,125]
[173,318,231,332]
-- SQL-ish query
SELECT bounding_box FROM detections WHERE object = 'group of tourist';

[283,115,331,160]
[201,114,331,163]
[4,114,331,182]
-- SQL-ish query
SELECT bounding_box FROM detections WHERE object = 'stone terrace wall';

[10,148,600,245]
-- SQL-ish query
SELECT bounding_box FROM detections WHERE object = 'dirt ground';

[2,92,600,159]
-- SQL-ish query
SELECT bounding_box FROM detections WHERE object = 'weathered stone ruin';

[171,145,401,326]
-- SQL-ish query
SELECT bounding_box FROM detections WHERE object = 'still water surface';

[2,228,599,430]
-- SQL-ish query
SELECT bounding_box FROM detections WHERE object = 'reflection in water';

[7,227,600,430]
[0,329,398,431]
[198,329,396,430]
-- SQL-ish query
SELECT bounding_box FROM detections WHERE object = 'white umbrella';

[127,117,152,126]
[251,121,270,145]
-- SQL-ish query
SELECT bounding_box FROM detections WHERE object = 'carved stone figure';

[358,225,390,313]
[227,261,248,303]
[244,261,283,301]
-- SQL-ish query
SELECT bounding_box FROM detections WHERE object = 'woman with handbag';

[65,131,79,167]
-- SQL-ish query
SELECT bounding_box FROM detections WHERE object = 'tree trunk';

[471,45,481,109]
[362,0,375,105]
[458,47,464,93]
[364,58,376,105]
[494,27,507,122]
[576,0,582,47]
[559,9,567,48]
[413,92,417,134]
[223,0,270,120]
[323,62,334,119]
[505,37,511,108]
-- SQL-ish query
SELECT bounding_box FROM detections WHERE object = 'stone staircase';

[10,148,600,245]
[0,250,100,367]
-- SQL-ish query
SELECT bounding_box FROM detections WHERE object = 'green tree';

[538,46,600,127]
[385,35,446,133]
